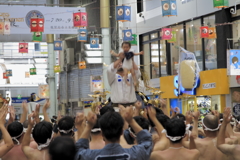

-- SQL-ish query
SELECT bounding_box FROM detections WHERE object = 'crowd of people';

[0,42,239,160]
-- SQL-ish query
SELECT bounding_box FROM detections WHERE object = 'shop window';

[143,35,149,41]
[143,43,151,79]
[151,41,159,78]
[186,19,203,71]
[160,40,167,76]
[137,0,143,13]
[151,33,158,39]
[170,24,184,75]
[203,15,217,70]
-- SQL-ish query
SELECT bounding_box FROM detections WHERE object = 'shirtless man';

[21,113,53,160]
[217,108,240,160]
[184,113,229,160]
[89,115,105,149]
[149,106,199,160]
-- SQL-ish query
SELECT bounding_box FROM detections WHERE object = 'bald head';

[203,115,219,130]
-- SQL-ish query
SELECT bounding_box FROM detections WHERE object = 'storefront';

[160,69,229,115]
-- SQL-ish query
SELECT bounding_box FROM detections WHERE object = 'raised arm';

[217,108,236,155]
[22,113,35,159]
[80,111,97,140]
[124,106,142,134]
[110,50,120,57]
[0,105,14,157]
[20,101,28,124]
[133,51,144,56]
[147,107,164,135]
[33,104,41,124]
[191,111,200,139]
[42,99,51,123]
[75,112,85,141]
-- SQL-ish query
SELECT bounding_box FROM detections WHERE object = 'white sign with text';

[203,83,216,89]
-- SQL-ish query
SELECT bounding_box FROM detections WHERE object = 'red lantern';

[200,26,209,38]
[3,73,7,79]
[30,17,44,32]
[19,43,28,53]
[73,12,88,27]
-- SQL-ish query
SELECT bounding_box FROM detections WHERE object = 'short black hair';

[121,41,131,48]
[99,112,124,142]
[147,106,164,127]
[165,118,186,143]
[49,136,76,160]
[173,113,186,121]
[32,121,53,145]
[100,106,115,116]
[7,122,23,138]
[156,114,170,129]
[130,116,149,133]
[58,116,74,136]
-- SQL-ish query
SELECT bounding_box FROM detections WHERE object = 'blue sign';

[122,29,132,41]
[11,97,45,103]
[162,0,177,17]
[90,38,99,48]
[174,75,200,96]
[54,41,62,51]
[78,28,88,42]
[116,6,131,22]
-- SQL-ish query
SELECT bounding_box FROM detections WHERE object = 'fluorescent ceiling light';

[34,58,48,63]
[84,44,102,50]
[85,51,102,57]
[85,58,103,64]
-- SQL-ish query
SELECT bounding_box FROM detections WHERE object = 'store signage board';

[203,83,216,89]
[0,6,85,34]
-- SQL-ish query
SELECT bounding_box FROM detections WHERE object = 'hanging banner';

[3,73,8,79]
[167,31,177,43]
[73,12,88,27]
[54,65,61,73]
[25,72,30,78]
[200,26,209,38]
[228,50,240,75]
[19,43,28,53]
[30,17,45,32]
[32,32,42,42]
[34,43,41,51]
[3,21,10,35]
[38,84,49,99]
[6,70,12,77]
[77,28,87,42]
[54,41,62,51]
[208,27,217,39]
[162,0,177,17]
[79,61,86,69]
[122,29,132,41]
[116,5,131,22]
[90,75,103,92]
[130,34,137,45]
[0,6,86,34]
[30,68,36,75]
[0,22,3,34]
[90,37,99,48]
[162,28,172,40]
[213,0,229,8]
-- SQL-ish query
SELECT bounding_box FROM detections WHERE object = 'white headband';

[202,118,219,131]
[91,128,101,133]
[37,132,54,150]
[162,129,185,141]
[58,128,73,134]
[12,130,24,145]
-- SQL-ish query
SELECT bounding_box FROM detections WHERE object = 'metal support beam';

[101,0,111,92]
[46,34,56,117]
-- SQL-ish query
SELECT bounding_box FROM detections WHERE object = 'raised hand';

[185,111,192,124]
[22,100,28,112]
[86,111,97,128]
[124,106,135,123]
[192,111,200,121]
[223,108,232,124]
[134,101,142,110]
[0,105,8,125]
[147,106,157,121]
[28,112,35,127]
[75,112,85,127]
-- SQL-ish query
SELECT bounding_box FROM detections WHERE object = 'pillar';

[100,0,111,92]
[47,34,56,117]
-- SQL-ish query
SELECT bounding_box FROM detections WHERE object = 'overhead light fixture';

[85,57,103,64]
[85,51,102,57]
[84,44,102,50]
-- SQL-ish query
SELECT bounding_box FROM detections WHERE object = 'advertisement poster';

[0,6,85,34]
[38,84,49,99]
[90,76,103,92]
[229,50,240,75]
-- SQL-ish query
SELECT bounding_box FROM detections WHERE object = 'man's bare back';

[2,145,27,160]
[150,148,199,160]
